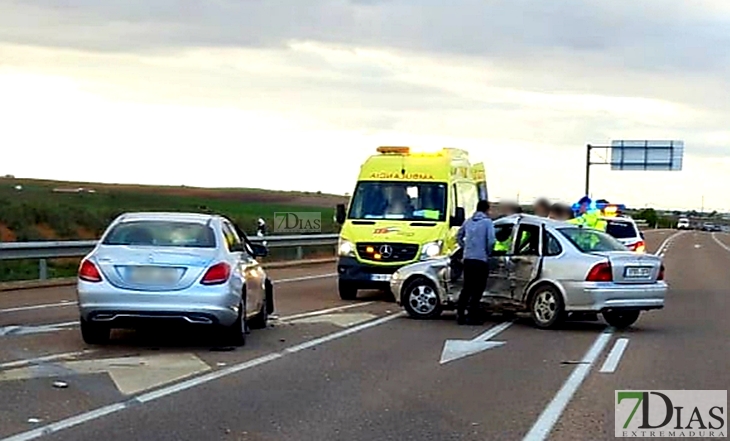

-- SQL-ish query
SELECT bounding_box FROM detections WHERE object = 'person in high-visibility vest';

[568,196,606,231]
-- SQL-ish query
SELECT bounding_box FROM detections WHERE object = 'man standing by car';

[456,200,496,325]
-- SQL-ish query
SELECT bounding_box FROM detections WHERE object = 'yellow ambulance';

[334,146,487,300]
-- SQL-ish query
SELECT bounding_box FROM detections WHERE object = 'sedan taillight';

[79,259,102,282]
[631,240,646,253]
[586,261,612,282]
[201,262,231,285]
[658,264,665,280]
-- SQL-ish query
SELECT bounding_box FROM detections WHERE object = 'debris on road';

[52,381,68,389]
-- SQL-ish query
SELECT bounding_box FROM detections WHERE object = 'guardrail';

[0,234,340,280]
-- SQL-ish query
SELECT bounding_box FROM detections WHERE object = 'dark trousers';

[458,259,489,316]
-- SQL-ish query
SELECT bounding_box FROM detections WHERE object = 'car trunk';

[93,245,218,291]
[591,251,662,284]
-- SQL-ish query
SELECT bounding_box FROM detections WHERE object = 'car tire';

[80,317,110,345]
[602,310,640,329]
[223,300,246,346]
[338,280,358,300]
[529,285,565,329]
[248,297,269,330]
[402,277,442,319]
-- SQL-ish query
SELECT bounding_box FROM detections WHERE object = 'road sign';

[439,321,512,364]
[610,140,683,171]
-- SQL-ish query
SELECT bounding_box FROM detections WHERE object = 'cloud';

[1,0,729,210]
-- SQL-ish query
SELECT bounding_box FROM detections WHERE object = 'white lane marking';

[277,301,375,321]
[0,350,96,370]
[0,301,77,314]
[0,273,337,314]
[286,312,377,328]
[522,329,614,441]
[0,302,375,336]
[0,321,77,337]
[274,273,337,283]
[654,230,685,256]
[599,338,629,373]
[0,312,404,441]
[711,233,730,252]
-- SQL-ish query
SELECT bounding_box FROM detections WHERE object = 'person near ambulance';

[456,200,496,326]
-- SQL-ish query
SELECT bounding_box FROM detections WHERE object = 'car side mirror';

[335,203,346,224]
[450,207,465,227]
[249,243,268,258]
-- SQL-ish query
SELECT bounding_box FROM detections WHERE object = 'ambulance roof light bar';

[377,146,410,154]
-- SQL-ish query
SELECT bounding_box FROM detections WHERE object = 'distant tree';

[636,208,659,227]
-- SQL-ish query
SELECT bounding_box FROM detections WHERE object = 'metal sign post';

[584,140,684,196]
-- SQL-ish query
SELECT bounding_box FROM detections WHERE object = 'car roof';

[494,213,574,227]
[115,212,220,224]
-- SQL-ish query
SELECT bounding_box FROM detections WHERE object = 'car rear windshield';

[605,220,638,239]
[102,221,217,248]
[558,227,628,253]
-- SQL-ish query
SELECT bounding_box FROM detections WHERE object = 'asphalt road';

[0,229,726,441]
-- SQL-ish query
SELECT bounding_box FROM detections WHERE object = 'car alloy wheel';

[530,286,564,329]
[403,278,442,319]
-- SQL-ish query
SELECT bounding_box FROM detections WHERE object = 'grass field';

[0,177,346,281]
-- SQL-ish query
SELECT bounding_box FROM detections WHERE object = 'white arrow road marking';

[0,353,211,396]
[287,312,378,328]
[439,321,513,365]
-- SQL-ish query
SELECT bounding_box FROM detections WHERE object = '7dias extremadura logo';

[616,390,726,438]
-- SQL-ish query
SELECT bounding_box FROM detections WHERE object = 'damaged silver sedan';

[389,214,667,329]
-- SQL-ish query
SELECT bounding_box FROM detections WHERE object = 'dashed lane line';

[0,312,405,441]
[654,230,686,257]
[599,338,629,374]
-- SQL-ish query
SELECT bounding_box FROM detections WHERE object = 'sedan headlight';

[420,241,442,260]
[338,239,355,257]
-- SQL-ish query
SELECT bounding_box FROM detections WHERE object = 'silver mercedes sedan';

[390,214,667,329]
[76,212,273,345]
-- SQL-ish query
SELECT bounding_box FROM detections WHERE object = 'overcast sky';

[1,0,729,211]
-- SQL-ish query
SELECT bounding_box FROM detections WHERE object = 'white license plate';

[370,274,391,282]
[624,267,651,279]
[129,267,178,284]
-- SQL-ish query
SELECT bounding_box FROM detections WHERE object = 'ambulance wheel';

[338,280,358,300]
[402,277,442,319]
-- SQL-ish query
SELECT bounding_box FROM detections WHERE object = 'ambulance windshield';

[348,182,447,221]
